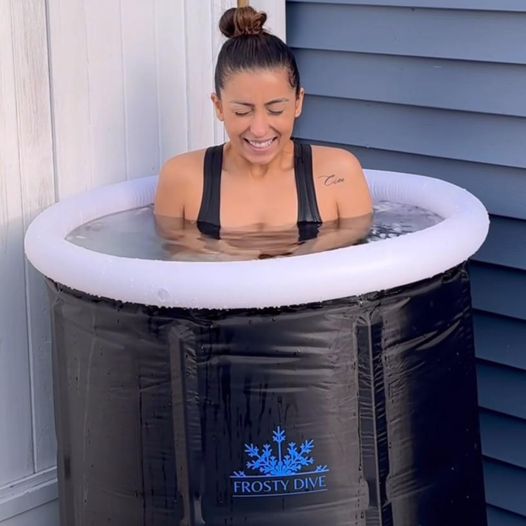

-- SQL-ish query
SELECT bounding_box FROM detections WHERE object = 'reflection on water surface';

[67,202,443,261]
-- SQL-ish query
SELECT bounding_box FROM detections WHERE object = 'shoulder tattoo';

[318,174,345,187]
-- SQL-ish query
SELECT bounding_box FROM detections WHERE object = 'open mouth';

[244,137,278,151]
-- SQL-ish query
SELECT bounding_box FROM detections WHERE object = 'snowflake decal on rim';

[232,427,330,477]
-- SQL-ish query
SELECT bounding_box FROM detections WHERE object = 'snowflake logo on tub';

[232,426,329,477]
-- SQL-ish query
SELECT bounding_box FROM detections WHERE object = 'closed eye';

[234,108,285,116]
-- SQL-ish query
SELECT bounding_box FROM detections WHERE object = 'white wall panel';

[0,0,38,486]
[2,501,59,526]
[212,0,237,144]
[121,1,160,180]
[48,0,237,188]
[1,498,57,526]
[155,0,189,161]
[185,1,219,150]
[47,0,92,199]
[253,0,287,40]
[9,0,56,473]
[156,0,236,158]
[2,501,57,526]
[0,469,57,523]
[83,0,127,185]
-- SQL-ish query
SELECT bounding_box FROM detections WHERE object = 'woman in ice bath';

[155,6,372,259]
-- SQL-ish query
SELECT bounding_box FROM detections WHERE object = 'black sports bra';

[197,142,322,241]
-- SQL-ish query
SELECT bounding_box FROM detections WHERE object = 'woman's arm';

[154,154,212,259]
[334,149,373,220]
[292,148,373,255]
[154,156,191,219]
[292,214,372,255]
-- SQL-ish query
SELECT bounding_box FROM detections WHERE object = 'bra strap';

[197,145,223,239]
[294,142,322,224]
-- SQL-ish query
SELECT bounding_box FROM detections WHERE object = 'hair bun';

[219,6,268,38]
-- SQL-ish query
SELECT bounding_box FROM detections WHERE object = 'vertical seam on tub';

[137,353,146,526]
[366,320,382,520]
[80,306,97,512]
[357,311,393,525]
[170,324,195,525]
[374,314,393,525]
[48,286,72,519]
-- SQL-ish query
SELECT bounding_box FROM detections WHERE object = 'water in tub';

[66,202,442,261]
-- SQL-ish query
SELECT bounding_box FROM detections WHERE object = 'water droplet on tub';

[87,221,103,232]
[158,288,169,302]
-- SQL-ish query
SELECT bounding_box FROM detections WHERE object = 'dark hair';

[215,6,301,97]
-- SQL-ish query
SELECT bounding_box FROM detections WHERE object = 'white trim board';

[1,500,58,526]
[0,469,57,522]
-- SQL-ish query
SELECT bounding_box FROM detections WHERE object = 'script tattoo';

[319,174,345,186]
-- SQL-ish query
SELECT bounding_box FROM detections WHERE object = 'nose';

[249,111,270,138]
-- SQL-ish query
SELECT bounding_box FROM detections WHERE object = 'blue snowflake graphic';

[232,426,330,477]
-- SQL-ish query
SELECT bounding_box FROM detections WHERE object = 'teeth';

[247,138,274,149]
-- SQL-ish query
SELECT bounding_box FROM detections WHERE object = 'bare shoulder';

[311,145,372,218]
[159,149,205,186]
[312,144,362,177]
[154,149,206,218]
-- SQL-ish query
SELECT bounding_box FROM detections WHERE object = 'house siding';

[287,1,526,524]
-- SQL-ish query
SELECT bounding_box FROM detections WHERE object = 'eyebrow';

[229,98,289,107]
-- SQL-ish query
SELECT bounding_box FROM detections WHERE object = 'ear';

[211,93,224,122]
[294,88,305,118]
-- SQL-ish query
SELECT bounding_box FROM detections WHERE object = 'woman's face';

[211,68,304,165]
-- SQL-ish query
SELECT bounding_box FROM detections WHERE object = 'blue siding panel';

[295,49,526,117]
[470,264,526,320]
[305,142,526,221]
[287,3,526,64]
[487,507,526,526]
[484,460,526,517]
[287,2,526,522]
[477,362,526,420]
[474,313,526,371]
[295,95,526,169]
[288,0,526,11]
[480,411,526,469]
[474,217,526,271]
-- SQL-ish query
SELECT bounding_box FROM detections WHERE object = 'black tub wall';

[49,292,179,524]
[47,263,487,525]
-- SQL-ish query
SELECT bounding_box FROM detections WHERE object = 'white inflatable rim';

[24,170,489,309]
